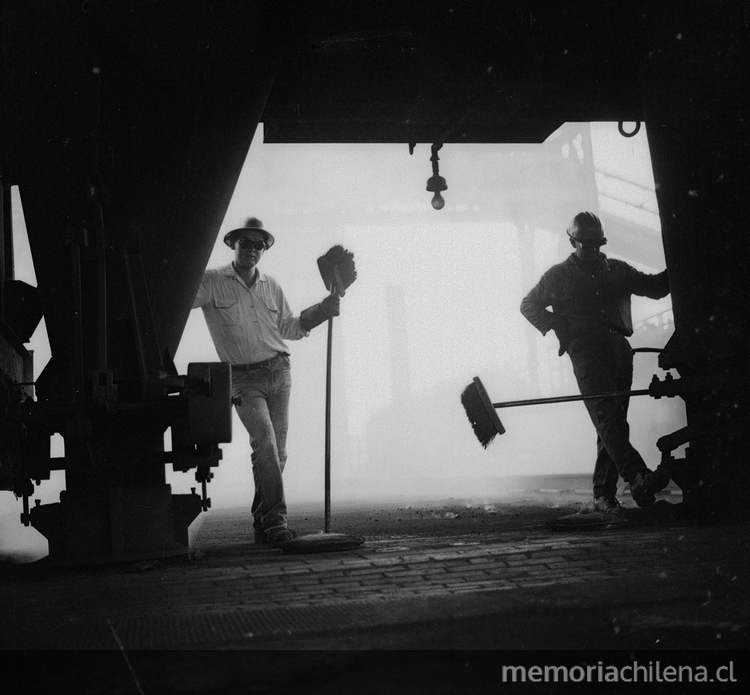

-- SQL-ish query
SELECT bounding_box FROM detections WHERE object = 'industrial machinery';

[1,1,747,563]
[0,1,295,563]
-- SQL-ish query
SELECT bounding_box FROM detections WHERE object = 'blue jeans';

[231,355,291,534]
[567,333,648,497]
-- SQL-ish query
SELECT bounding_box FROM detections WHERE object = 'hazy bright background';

[171,121,683,508]
[2,121,685,556]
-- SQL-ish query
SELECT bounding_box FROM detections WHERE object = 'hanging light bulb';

[426,143,447,210]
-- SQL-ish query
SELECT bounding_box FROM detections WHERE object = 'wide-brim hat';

[223,217,275,249]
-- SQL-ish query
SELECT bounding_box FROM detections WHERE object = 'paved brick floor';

[0,485,746,652]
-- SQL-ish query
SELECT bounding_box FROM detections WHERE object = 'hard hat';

[567,212,606,245]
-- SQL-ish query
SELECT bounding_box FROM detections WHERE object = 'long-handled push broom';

[461,360,691,449]
[282,245,364,554]
[461,371,694,529]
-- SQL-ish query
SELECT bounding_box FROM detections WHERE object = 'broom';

[316,245,357,532]
[461,371,693,449]
[462,348,683,447]
[461,377,507,448]
[282,245,361,554]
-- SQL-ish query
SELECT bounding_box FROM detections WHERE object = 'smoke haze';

[171,122,684,509]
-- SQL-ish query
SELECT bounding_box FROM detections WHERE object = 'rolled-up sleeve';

[278,297,309,340]
[192,276,210,309]
[263,279,309,340]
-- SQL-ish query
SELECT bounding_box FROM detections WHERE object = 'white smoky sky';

[2,122,686,556]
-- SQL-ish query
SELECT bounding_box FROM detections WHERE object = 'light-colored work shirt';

[192,264,308,364]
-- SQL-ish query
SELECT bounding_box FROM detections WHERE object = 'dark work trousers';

[566,333,649,496]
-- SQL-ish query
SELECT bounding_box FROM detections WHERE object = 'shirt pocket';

[258,289,280,315]
[214,298,241,325]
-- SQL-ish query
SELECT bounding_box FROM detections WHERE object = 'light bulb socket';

[426,175,447,193]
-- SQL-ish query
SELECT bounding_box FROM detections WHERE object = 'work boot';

[253,529,268,545]
[267,527,298,548]
[593,495,628,520]
[629,467,671,508]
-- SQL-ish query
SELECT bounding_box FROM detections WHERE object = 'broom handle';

[324,288,334,534]
[492,388,651,409]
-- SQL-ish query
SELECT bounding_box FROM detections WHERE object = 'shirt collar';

[567,252,609,271]
[219,263,267,284]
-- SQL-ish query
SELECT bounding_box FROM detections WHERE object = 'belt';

[578,327,623,336]
[232,354,287,372]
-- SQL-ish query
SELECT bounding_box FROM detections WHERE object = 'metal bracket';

[19,492,30,526]
[648,373,704,399]
[187,362,232,444]
[195,467,213,512]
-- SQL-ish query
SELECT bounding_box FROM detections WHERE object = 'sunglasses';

[236,237,266,251]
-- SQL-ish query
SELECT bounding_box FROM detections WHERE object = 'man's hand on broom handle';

[321,293,340,317]
[300,293,340,330]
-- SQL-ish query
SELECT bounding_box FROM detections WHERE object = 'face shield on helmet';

[567,212,607,247]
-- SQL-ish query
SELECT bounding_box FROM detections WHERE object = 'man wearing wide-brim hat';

[192,216,340,547]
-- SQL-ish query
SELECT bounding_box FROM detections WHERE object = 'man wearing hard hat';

[521,212,671,519]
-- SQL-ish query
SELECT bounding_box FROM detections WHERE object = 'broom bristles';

[460,377,505,448]
[318,245,357,292]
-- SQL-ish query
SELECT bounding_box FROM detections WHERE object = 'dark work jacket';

[520,253,670,338]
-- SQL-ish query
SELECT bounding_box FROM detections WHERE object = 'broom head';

[318,245,357,296]
[461,376,505,448]
[281,532,365,554]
